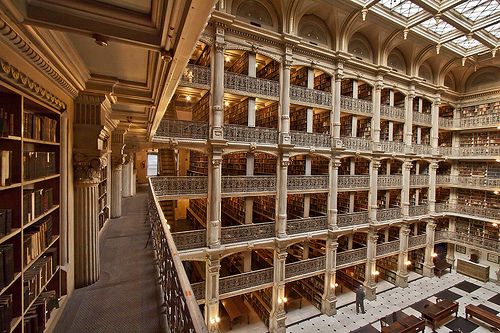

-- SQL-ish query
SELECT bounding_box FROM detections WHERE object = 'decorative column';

[372,77,383,148]
[332,64,343,148]
[364,229,378,300]
[280,47,292,146]
[207,152,222,248]
[327,158,341,229]
[122,155,131,198]
[423,220,436,277]
[368,159,380,223]
[211,24,225,141]
[205,256,221,333]
[73,153,106,288]
[404,88,415,153]
[396,224,410,288]
[401,161,412,217]
[322,233,338,315]
[446,217,456,264]
[276,156,289,238]
[269,245,287,333]
[428,162,438,213]
[111,129,126,218]
[431,98,440,155]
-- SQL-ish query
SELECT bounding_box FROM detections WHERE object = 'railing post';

[205,256,221,333]
[428,162,438,214]
[364,229,378,300]
[322,233,338,315]
[276,156,289,238]
[269,245,287,333]
[401,161,412,218]
[369,159,381,223]
[328,158,341,229]
[396,224,410,288]
[423,220,437,277]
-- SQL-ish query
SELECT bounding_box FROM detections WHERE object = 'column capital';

[331,158,342,169]
[215,41,226,54]
[374,80,384,91]
[371,159,381,169]
[429,162,438,170]
[283,58,293,69]
[403,161,413,171]
[400,224,411,236]
[368,233,379,244]
[73,152,107,183]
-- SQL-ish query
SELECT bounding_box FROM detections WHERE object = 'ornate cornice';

[0,18,78,97]
[0,58,66,110]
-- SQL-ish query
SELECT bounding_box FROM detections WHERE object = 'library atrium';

[0,0,499,332]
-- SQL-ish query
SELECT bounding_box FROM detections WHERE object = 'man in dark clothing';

[355,286,365,314]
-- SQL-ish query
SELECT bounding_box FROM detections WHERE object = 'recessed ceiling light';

[186,95,191,101]
[93,34,108,47]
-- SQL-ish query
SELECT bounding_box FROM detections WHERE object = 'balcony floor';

[54,185,162,333]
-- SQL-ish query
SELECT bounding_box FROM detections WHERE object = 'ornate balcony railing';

[340,96,372,115]
[287,216,328,235]
[221,176,276,194]
[408,234,427,248]
[338,175,370,189]
[376,240,400,257]
[341,137,372,152]
[435,202,449,214]
[288,175,329,191]
[434,231,447,241]
[413,144,432,155]
[380,105,405,121]
[446,231,500,252]
[290,85,332,107]
[290,131,331,148]
[438,117,454,129]
[285,256,326,280]
[220,268,274,296]
[337,211,369,227]
[171,230,206,251]
[377,175,402,188]
[412,111,431,125]
[224,124,279,144]
[410,174,429,187]
[224,72,279,98]
[154,119,209,141]
[151,176,208,197]
[436,175,500,188]
[409,205,428,217]
[180,64,211,88]
[438,146,454,156]
[337,248,367,267]
[191,282,205,301]
[380,140,405,154]
[146,180,208,332]
[221,222,275,244]
[376,207,402,222]
[460,113,500,129]
[457,145,500,157]
[437,203,500,221]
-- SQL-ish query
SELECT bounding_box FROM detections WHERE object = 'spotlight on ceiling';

[93,34,108,47]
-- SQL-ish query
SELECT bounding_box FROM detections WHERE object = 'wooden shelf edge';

[0,271,22,296]
[23,266,60,315]
[0,183,22,191]
[0,228,21,244]
[23,205,60,229]
[23,236,60,272]
[23,174,60,185]
[0,135,22,141]
[23,137,60,146]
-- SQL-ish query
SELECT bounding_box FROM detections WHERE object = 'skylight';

[379,0,423,18]
[454,0,500,22]
[421,18,456,35]
[485,22,500,38]
[453,36,482,49]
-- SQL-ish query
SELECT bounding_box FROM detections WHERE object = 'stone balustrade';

[290,130,331,148]
[438,117,454,129]
[337,211,369,227]
[225,71,280,99]
[340,95,373,115]
[377,175,402,188]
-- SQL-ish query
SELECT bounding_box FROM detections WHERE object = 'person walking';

[355,286,365,314]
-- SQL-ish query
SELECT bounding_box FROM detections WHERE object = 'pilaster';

[276,156,289,238]
[431,98,440,154]
[212,24,226,141]
[322,234,338,315]
[364,229,378,300]
[208,150,222,248]
[404,89,415,150]
[372,78,383,145]
[446,217,456,264]
[280,49,292,145]
[428,162,438,213]
[332,63,343,148]
[269,246,287,333]
[205,256,221,333]
[401,161,412,217]
[122,154,132,198]
[423,221,437,277]
[396,224,410,287]
[369,159,381,223]
[111,128,127,218]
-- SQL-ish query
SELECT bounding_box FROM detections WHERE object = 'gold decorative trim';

[0,58,66,110]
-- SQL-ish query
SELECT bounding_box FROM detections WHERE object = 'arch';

[418,62,434,83]
[339,10,362,51]
[348,33,374,63]
[298,14,332,47]
[465,66,500,92]
[222,149,279,158]
[387,48,407,74]
[412,45,434,77]
[443,73,456,91]
[438,58,460,87]
[232,0,280,31]
[380,29,403,64]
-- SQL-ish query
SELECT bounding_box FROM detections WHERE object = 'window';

[147,153,158,176]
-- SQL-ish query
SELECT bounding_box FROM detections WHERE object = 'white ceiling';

[95,0,152,14]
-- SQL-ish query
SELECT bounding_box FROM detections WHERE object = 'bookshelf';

[439,105,454,118]
[358,83,372,101]
[224,99,248,126]
[456,189,499,210]
[222,153,247,176]
[288,156,305,175]
[310,193,328,216]
[337,192,350,214]
[290,107,307,131]
[221,197,245,226]
[337,265,365,291]
[244,288,271,327]
[313,73,331,92]
[195,44,210,67]
[255,103,279,129]
[355,157,370,175]
[460,101,499,118]
[376,256,398,284]
[186,198,207,228]
[381,89,390,106]
[340,115,353,137]
[256,60,279,81]
[0,84,64,333]
[290,275,323,309]
[253,196,275,222]
[457,162,499,178]
[254,153,276,175]
[356,118,371,139]
[227,52,249,75]
[311,156,329,175]
[341,79,353,97]
[287,194,304,219]
[408,249,425,275]
[456,217,499,240]
[313,110,330,134]
[192,92,210,122]
[188,151,208,175]
[290,67,308,87]
[459,132,499,147]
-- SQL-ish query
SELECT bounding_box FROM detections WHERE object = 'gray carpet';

[54,185,162,333]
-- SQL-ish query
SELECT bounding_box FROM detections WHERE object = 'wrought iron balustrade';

[224,124,279,144]
[438,146,454,156]
[154,119,209,141]
[220,268,274,295]
[224,72,280,98]
[380,140,405,154]
[341,137,372,152]
[412,111,431,125]
[460,113,500,129]
[287,216,328,235]
[380,105,405,121]
[337,248,367,267]
[191,282,205,301]
[337,211,369,227]
[447,204,500,220]
[290,131,331,148]
[171,230,206,251]
[340,95,372,115]
[409,205,428,217]
[221,176,277,194]
[438,117,454,129]
[413,144,432,155]
[221,222,275,244]
[437,175,500,188]
[146,180,208,332]
[377,175,402,188]
[410,174,429,187]
[435,202,449,213]
[447,232,500,252]
[290,85,332,107]
[285,256,326,279]
[376,207,402,222]
[151,176,208,197]
[376,240,400,257]
[338,175,370,189]
[408,235,427,248]
[288,175,329,191]
[458,145,500,157]
[434,231,448,241]
[180,64,211,88]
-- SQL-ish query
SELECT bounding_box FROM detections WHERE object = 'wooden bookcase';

[221,197,245,226]
[356,118,371,139]
[227,52,249,75]
[188,151,208,175]
[192,92,210,122]
[310,193,327,216]
[409,249,425,274]
[341,79,353,97]
[311,156,328,175]
[0,84,64,333]
[222,153,247,176]
[287,194,304,219]
[457,189,500,210]
[337,192,350,214]
[256,61,279,81]
[358,83,372,101]
[253,196,275,222]
[254,153,276,175]
[290,106,307,131]
[255,103,279,129]
[288,156,305,175]
[460,101,500,118]
[195,44,210,67]
[313,73,331,92]
[224,99,248,126]
[313,110,330,134]
[340,115,353,137]
[186,198,207,228]
[290,67,308,87]
[376,256,398,284]
[459,131,500,147]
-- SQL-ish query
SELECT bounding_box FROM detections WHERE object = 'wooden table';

[434,260,452,277]
[381,312,426,333]
[221,297,249,329]
[420,299,458,331]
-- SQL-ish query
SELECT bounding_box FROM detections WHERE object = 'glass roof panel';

[421,18,457,35]
[485,22,500,38]
[379,0,423,17]
[452,36,482,49]
[454,0,500,22]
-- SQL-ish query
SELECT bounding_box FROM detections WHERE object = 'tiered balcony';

[412,111,431,126]
[380,105,405,122]
[224,124,279,144]
[340,96,373,115]
[290,131,331,148]
[224,71,280,100]
[408,234,427,250]
[376,240,400,257]
[439,114,500,130]
[435,203,500,222]
[289,85,332,108]
[409,204,428,217]
[338,175,370,190]
[436,231,500,253]
[376,207,402,222]
[412,144,433,155]
[180,64,211,89]
[377,175,402,189]
[436,175,500,189]
[154,119,209,142]
[438,146,500,158]
[410,174,429,187]
[341,136,372,152]
[380,140,405,154]
[287,175,329,193]
[337,211,369,227]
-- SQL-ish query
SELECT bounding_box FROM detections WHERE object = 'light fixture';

[361,8,368,21]
[403,28,409,40]
[278,296,288,304]
[331,282,339,288]
[93,34,108,47]
[494,190,499,195]
[210,316,221,324]
[225,56,230,62]
[160,49,173,63]
[431,252,438,258]
[186,95,191,102]
[405,260,412,265]
[435,13,441,24]
[374,271,380,276]
[224,100,229,107]
[493,223,498,227]
[492,48,497,58]
[255,63,259,68]
[496,158,500,163]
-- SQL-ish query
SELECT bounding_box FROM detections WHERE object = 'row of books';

[0,108,15,137]
[24,290,58,333]
[23,188,54,225]
[0,244,14,289]
[22,152,56,181]
[0,150,13,187]
[23,112,58,143]
[23,251,57,309]
[0,209,12,238]
[23,217,53,267]
[0,294,12,333]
